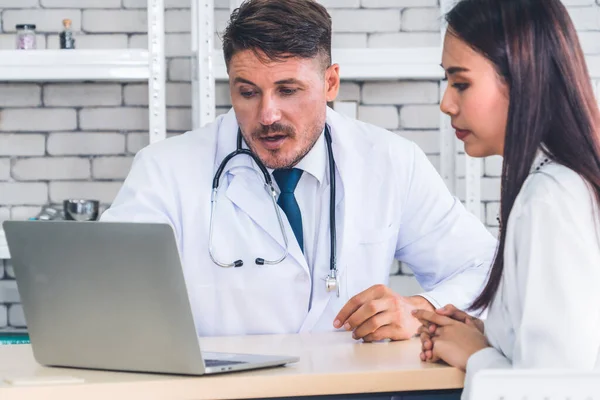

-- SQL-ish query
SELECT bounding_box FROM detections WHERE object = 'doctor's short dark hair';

[222,0,332,71]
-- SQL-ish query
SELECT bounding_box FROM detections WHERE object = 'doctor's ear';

[325,63,340,102]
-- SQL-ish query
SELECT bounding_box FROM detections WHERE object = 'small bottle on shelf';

[59,19,75,49]
[15,24,37,50]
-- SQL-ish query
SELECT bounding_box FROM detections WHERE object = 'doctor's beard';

[244,120,324,169]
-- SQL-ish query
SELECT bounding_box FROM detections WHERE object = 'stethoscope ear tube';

[209,129,288,268]
[212,148,273,190]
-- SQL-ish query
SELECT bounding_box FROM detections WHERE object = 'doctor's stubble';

[240,117,327,170]
[222,0,335,170]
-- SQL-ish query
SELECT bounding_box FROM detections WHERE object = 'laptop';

[2,220,299,375]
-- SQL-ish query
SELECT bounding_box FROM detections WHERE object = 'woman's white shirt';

[463,154,600,398]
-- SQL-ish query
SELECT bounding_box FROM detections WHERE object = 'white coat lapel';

[299,108,371,332]
[224,169,308,271]
[215,110,308,272]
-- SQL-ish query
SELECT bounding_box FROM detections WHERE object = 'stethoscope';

[208,125,339,296]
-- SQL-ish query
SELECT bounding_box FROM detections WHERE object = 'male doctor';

[101,0,497,342]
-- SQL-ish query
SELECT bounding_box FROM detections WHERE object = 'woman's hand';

[413,308,489,371]
[417,304,484,362]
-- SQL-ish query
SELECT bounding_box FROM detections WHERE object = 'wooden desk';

[0,332,464,399]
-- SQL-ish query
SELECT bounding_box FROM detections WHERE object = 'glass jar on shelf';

[15,24,37,50]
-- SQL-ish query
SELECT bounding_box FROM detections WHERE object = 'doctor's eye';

[279,87,298,96]
[240,91,257,98]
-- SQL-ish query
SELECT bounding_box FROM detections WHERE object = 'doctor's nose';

[258,96,282,126]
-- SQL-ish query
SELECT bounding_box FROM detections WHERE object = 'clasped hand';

[412,304,489,371]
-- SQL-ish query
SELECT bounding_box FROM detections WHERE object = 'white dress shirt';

[269,130,328,309]
[463,151,600,399]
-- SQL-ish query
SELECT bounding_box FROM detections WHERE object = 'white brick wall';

[41,0,121,7]
[49,181,122,204]
[0,182,48,205]
[1,109,77,131]
[8,304,26,327]
[0,305,6,329]
[80,108,149,131]
[399,105,440,129]
[330,10,400,33]
[44,84,122,107]
[368,32,439,48]
[0,0,599,329]
[0,0,39,8]
[92,157,134,180]
[362,82,439,104]
[83,10,148,33]
[0,84,41,107]
[0,281,19,303]
[0,208,9,223]
[0,159,9,181]
[47,133,125,155]
[401,8,441,31]
[0,134,45,156]
[2,9,82,32]
[12,157,90,180]
[567,6,600,31]
[358,106,399,129]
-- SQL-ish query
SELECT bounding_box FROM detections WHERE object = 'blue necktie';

[273,168,304,252]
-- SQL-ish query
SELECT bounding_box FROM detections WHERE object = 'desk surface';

[0,332,464,399]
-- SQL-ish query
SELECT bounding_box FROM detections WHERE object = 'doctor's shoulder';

[347,116,421,162]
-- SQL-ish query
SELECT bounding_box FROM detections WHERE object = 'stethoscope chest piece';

[325,272,340,297]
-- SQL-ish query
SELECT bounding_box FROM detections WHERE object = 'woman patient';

[412,0,600,396]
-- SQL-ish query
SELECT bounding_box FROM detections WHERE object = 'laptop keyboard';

[204,359,247,367]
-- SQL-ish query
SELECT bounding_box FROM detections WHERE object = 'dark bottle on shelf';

[59,18,75,49]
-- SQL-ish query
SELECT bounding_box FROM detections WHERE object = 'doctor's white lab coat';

[101,107,497,336]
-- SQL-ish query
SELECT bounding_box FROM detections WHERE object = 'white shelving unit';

[0,0,166,260]
[0,50,151,82]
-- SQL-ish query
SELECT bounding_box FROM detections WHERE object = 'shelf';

[211,47,444,81]
[0,49,150,82]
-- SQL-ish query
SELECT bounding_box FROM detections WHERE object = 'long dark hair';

[445,0,600,311]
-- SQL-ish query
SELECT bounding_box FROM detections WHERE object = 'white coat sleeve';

[395,143,497,310]
[464,191,600,394]
[100,148,181,242]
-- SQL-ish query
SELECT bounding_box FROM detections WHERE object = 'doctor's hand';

[412,309,489,371]
[333,284,434,342]
[419,304,484,362]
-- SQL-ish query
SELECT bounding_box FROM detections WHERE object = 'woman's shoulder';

[515,161,595,214]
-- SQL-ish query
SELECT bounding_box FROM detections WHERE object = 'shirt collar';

[290,128,326,185]
[529,148,552,174]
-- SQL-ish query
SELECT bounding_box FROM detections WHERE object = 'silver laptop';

[2,220,299,375]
